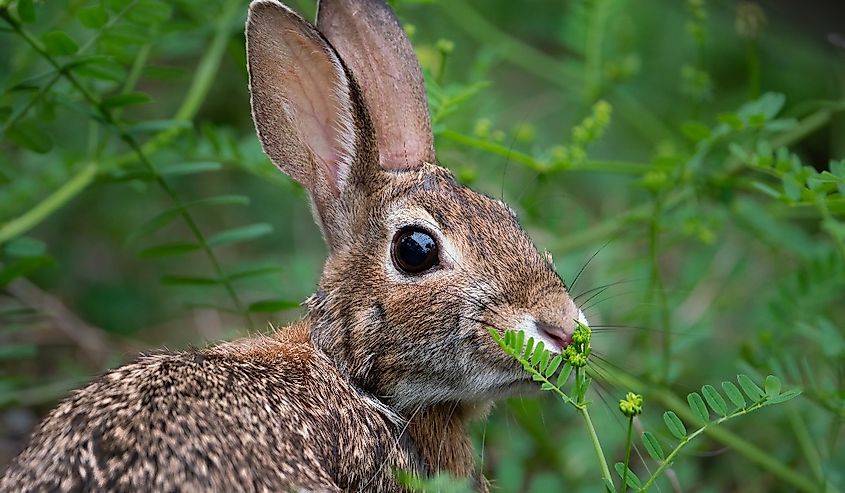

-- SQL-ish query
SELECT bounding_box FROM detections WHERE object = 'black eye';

[391,227,439,274]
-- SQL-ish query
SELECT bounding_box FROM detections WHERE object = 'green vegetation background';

[0,0,843,491]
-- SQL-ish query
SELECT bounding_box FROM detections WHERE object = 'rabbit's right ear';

[247,0,372,245]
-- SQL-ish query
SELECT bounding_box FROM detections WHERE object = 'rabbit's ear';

[246,0,363,200]
[317,0,435,170]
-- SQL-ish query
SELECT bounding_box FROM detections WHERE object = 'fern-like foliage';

[629,374,801,491]
[491,328,802,492]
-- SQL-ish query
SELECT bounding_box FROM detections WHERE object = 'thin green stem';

[591,366,835,493]
[1,72,61,133]
[785,406,826,486]
[439,130,651,174]
[0,163,98,244]
[621,416,634,493]
[580,404,615,491]
[584,0,611,101]
[646,195,671,382]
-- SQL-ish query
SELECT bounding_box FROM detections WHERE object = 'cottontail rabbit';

[1,0,585,490]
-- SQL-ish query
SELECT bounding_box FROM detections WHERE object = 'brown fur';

[0,0,582,491]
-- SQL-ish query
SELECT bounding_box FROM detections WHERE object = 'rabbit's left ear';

[317,0,435,171]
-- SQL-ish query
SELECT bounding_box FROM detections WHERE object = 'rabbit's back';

[0,323,422,492]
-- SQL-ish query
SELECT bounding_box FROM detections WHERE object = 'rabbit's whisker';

[436,400,461,472]
[361,403,424,490]
[568,239,613,293]
[573,278,641,302]
[580,289,643,313]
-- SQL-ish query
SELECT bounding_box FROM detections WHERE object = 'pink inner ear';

[282,32,355,191]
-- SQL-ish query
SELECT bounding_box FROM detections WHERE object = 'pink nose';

[536,321,573,350]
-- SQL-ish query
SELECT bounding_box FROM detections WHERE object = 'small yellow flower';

[619,392,644,417]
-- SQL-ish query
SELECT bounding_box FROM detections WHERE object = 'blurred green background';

[1,0,844,491]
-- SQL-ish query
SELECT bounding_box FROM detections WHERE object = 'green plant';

[491,328,803,492]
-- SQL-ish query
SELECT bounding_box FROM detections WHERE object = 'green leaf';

[4,237,46,258]
[540,382,555,391]
[137,242,200,258]
[766,388,802,404]
[523,337,534,361]
[555,363,573,387]
[247,299,300,312]
[614,462,642,490]
[545,354,563,377]
[0,256,52,287]
[160,275,219,286]
[663,411,687,439]
[680,121,711,142]
[159,161,222,177]
[782,174,802,201]
[514,330,524,355]
[721,381,745,409]
[126,119,191,135]
[538,350,550,372]
[764,375,782,397]
[0,106,12,123]
[531,341,545,366]
[78,5,108,28]
[207,223,274,248]
[687,392,709,423]
[101,92,152,108]
[602,478,615,493]
[5,121,53,153]
[702,384,728,417]
[42,31,79,56]
[16,0,36,23]
[185,195,250,208]
[227,265,283,281]
[74,59,126,82]
[127,208,182,244]
[127,0,173,24]
[641,431,665,461]
[504,330,514,349]
[487,328,503,348]
[737,374,765,401]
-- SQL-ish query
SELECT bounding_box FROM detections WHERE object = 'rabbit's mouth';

[511,315,578,353]
[537,321,573,351]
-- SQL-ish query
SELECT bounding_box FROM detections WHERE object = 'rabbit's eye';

[391,227,439,274]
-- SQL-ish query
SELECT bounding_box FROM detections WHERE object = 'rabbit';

[0,0,586,491]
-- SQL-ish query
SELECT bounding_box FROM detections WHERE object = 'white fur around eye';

[382,207,462,283]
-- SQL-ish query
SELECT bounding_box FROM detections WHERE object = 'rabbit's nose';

[536,320,573,351]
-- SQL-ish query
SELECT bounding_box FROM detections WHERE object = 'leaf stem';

[0,163,98,244]
[592,366,834,493]
[439,130,652,174]
[621,416,634,493]
[579,404,615,491]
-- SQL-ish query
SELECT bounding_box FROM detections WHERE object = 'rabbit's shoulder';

[1,322,423,491]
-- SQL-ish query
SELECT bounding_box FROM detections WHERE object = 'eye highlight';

[391,227,439,274]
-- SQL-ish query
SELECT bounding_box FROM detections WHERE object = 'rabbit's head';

[247,0,585,412]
